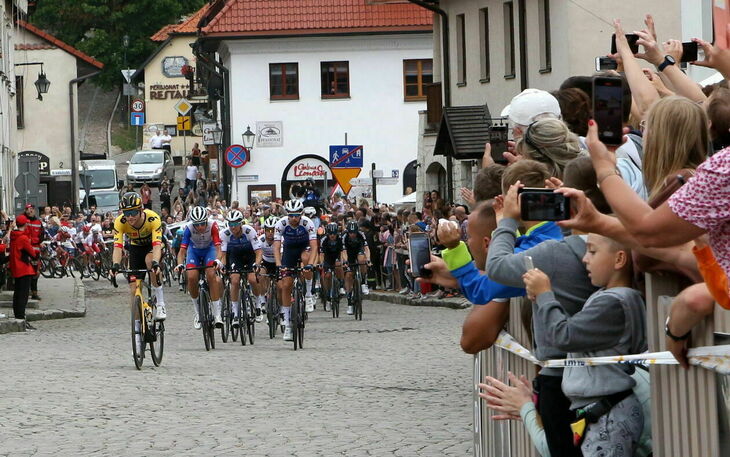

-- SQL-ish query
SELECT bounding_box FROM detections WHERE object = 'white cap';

[501,89,561,126]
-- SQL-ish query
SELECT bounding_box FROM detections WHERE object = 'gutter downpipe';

[407,0,454,202]
[70,70,102,212]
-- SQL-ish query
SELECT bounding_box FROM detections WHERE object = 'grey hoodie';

[485,218,598,375]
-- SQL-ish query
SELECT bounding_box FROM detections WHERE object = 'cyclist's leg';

[186,249,203,324]
[144,248,167,318]
[230,272,241,317]
[358,252,369,294]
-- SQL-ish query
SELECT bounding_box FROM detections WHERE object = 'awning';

[433,105,492,160]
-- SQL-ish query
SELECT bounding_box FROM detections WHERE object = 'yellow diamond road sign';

[174,98,192,116]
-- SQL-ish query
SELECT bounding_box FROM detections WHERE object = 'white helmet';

[284,199,304,214]
[303,206,316,218]
[91,226,101,234]
[190,206,208,223]
[264,216,278,229]
[226,209,244,224]
[60,226,69,233]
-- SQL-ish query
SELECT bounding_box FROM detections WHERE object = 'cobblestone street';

[1,280,473,456]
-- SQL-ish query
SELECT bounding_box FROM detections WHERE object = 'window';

[503,1,516,79]
[269,63,299,100]
[456,14,467,85]
[16,76,23,129]
[538,0,552,72]
[321,61,350,98]
[479,8,490,82]
[403,59,433,101]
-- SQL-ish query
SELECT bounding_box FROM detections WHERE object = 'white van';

[79,160,121,202]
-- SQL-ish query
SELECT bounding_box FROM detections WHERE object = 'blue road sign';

[225,144,249,168]
[131,112,145,126]
[329,145,363,168]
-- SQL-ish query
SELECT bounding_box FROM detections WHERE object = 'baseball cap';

[15,215,28,226]
[24,203,34,209]
[501,89,561,126]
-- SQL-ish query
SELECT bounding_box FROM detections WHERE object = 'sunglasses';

[193,221,207,227]
[228,221,241,227]
[288,213,301,217]
[123,210,141,217]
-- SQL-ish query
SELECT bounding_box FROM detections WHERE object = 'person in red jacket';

[10,215,38,330]
[23,204,43,300]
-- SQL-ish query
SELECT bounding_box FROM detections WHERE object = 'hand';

[634,29,664,66]
[612,19,636,57]
[522,268,551,300]
[643,69,673,97]
[419,255,459,289]
[663,39,683,64]
[666,335,690,369]
[175,263,185,273]
[478,372,533,421]
[544,177,563,190]
[482,142,495,166]
[436,219,461,249]
[502,145,522,165]
[460,187,476,208]
[585,119,619,174]
[111,263,120,275]
[493,195,505,224]
[150,260,160,273]
[555,188,603,233]
[502,182,522,221]
[644,14,657,42]
[691,38,730,69]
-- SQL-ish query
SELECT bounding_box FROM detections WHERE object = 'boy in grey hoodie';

[523,233,647,457]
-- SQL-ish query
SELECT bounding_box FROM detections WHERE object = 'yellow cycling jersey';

[113,209,163,248]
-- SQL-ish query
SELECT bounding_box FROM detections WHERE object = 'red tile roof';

[151,4,211,41]
[18,20,104,69]
[201,0,433,37]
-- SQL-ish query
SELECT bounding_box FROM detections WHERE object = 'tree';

[30,0,206,88]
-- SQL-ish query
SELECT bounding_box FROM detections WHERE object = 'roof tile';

[17,20,104,69]
[151,4,211,41]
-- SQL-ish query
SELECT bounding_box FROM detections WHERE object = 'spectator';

[185,159,198,194]
[140,183,152,210]
[191,142,201,166]
[9,215,38,330]
[515,118,584,179]
[159,182,171,214]
[23,204,43,301]
[149,130,164,150]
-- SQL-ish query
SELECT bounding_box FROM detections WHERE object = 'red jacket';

[25,216,43,248]
[9,229,37,278]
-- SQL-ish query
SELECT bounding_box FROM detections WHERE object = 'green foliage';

[30,0,206,88]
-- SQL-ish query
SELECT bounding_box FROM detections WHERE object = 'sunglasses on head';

[123,210,141,217]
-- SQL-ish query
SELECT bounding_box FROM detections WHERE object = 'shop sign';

[285,158,332,181]
[148,83,207,100]
[18,151,50,176]
[256,121,283,147]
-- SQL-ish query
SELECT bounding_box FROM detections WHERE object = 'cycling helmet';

[284,199,304,214]
[264,216,278,229]
[346,220,359,233]
[91,226,101,234]
[119,192,143,211]
[326,222,339,235]
[82,225,91,233]
[60,226,69,233]
[190,206,208,223]
[226,209,244,224]
[303,206,317,218]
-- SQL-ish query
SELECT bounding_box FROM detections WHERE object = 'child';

[522,233,647,457]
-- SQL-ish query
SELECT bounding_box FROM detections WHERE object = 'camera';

[486,117,510,164]
[518,188,571,221]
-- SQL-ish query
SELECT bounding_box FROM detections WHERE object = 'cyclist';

[273,199,318,342]
[342,220,371,315]
[176,206,224,329]
[257,216,279,314]
[304,206,320,230]
[83,225,105,258]
[110,192,167,322]
[319,222,344,311]
[220,210,263,324]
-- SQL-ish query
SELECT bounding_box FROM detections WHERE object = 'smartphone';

[408,232,432,278]
[487,122,509,164]
[595,56,618,71]
[592,76,624,145]
[681,41,698,62]
[611,33,640,54]
[518,188,571,221]
[523,255,535,271]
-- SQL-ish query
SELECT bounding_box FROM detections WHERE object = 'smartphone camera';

[611,33,640,54]
[408,232,432,278]
[681,41,698,63]
[595,56,618,72]
[518,188,571,221]
[487,118,510,164]
[592,76,624,145]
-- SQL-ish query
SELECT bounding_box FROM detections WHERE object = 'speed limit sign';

[131,99,145,113]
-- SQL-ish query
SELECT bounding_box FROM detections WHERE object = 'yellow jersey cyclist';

[110,192,167,321]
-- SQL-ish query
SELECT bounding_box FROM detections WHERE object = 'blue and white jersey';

[181,220,221,250]
[220,224,261,255]
[259,234,276,263]
[273,215,317,247]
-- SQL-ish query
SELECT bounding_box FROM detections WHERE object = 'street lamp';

[34,70,50,100]
[241,125,255,149]
[212,125,223,145]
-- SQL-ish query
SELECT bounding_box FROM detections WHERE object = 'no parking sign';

[225,144,249,168]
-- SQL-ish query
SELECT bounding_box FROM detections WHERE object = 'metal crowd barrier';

[473,273,730,457]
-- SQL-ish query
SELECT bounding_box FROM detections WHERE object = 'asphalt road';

[0,279,474,456]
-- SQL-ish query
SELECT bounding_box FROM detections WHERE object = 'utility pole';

[122,34,130,129]
[371,162,377,205]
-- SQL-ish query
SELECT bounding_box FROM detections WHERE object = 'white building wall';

[222,33,432,205]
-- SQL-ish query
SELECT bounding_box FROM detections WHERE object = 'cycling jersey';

[320,235,343,267]
[172,229,184,249]
[342,231,368,254]
[259,234,276,263]
[83,233,104,247]
[273,216,317,246]
[113,209,163,249]
[180,221,221,250]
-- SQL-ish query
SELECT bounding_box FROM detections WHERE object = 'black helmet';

[346,220,359,233]
[325,222,339,235]
[120,192,143,211]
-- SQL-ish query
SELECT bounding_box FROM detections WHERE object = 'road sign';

[131,112,145,126]
[377,177,399,185]
[373,169,384,178]
[332,168,361,194]
[349,177,373,186]
[130,99,145,112]
[174,98,193,116]
[225,144,249,168]
[202,122,217,146]
[177,115,191,131]
[329,145,364,168]
[121,69,135,83]
[50,169,72,176]
[392,169,399,178]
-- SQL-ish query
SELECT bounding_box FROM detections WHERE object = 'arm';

[520,403,551,457]
[639,34,706,104]
[460,300,509,354]
[613,20,659,119]
[308,239,318,266]
[273,241,282,266]
[177,247,187,266]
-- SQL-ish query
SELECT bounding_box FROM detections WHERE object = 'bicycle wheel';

[331,281,339,318]
[200,291,211,351]
[207,292,216,350]
[40,258,54,278]
[246,291,256,345]
[221,286,231,343]
[150,320,164,366]
[292,298,300,351]
[131,296,144,369]
[89,261,101,281]
[297,284,305,349]
[239,294,248,347]
[353,273,362,320]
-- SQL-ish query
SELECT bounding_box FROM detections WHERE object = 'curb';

[0,277,87,333]
[369,291,470,310]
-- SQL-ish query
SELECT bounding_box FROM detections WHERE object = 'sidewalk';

[368,290,470,310]
[0,276,87,334]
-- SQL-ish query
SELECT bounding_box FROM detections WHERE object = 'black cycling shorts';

[127,244,153,282]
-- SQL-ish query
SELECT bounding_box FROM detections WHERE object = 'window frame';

[320,61,350,99]
[456,14,467,86]
[479,8,490,83]
[503,1,516,79]
[16,76,23,129]
[403,59,433,101]
[269,62,300,101]
[538,0,552,73]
